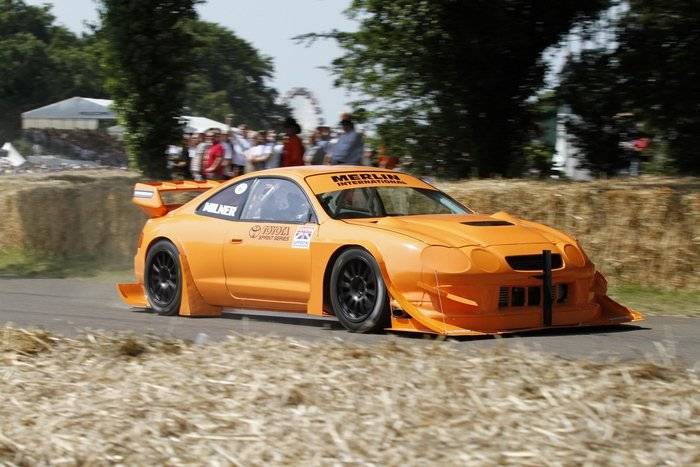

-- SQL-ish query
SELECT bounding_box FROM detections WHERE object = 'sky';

[25,0,358,126]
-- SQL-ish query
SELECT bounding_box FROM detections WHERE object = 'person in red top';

[377,145,400,169]
[204,131,225,179]
[281,117,305,167]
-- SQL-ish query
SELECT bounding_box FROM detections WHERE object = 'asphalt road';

[1,278,698,367]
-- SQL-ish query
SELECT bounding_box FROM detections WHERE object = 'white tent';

[553,106,592,180]
[22,97,116,130]
[181,116,230,134]
[0,142,27,167]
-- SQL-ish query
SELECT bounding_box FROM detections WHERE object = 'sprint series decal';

[248,224,290,241]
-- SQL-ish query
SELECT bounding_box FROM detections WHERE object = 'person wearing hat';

[330,116,363,165]
[281,117,305,167]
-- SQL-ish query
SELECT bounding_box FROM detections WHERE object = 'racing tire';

[329,248,389,333]
[144,240,182,316]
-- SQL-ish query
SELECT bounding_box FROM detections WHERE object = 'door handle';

[230,238,243,244]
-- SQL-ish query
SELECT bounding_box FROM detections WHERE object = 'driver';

[284,191,310,222]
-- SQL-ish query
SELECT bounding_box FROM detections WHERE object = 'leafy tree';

[616,0,700,174]
[301,0,607,177]
[556,0,700,175]
[98,0,198,178]
[0,0,105,141]
[557,50,628,176]
[185,21,287,129]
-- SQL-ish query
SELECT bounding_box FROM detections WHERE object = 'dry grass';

[0,327,698,465]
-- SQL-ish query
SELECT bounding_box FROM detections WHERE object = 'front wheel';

[145,240,182,316]
[329,248,389,333]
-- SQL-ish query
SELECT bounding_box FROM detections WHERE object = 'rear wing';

[132,180,221,218]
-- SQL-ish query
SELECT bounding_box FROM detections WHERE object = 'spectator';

[330,116,363,165]
[204,131,225,180]
[191,132,208,181]
[281,117,305,167]
[230,128,249,176]
[264,130,282,169]
[245,132,268,172]
[377,146,400,169]
[220,129,234,178]
[170,134,192,179]
[308,130,328,165]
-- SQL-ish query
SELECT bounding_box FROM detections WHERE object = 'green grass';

[0,249,131,281]
[608,284,700,317]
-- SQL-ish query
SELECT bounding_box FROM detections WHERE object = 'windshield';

[317,186,471,219]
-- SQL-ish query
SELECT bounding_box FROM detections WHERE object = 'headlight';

[421,246,471,274]
[470,248,501,273]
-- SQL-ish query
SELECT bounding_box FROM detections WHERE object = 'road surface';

[1,278,698,366]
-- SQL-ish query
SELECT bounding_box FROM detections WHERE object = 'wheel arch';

[321,243,388,314]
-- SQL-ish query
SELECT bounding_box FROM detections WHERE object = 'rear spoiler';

[132,180,221,218]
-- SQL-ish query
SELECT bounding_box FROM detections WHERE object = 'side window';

[240,178,312,223]
[196,180,252,220]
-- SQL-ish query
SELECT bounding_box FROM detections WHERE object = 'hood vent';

[462,220,513,227]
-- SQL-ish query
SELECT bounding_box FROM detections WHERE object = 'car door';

[223,177,317,309]
[186,179,253,306]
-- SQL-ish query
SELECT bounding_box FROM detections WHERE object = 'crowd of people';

[168,114,398,180]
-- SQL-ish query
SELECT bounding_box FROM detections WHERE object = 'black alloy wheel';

[330,248,389,333]
[145,240,182,316]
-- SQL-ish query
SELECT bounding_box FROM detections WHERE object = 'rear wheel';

[145,240,182,316]
[329,248,389,333]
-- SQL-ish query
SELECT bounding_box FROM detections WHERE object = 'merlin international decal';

[248,224,290,241]
[330,172,407,187]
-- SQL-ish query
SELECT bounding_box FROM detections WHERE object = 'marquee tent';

[22,97,116,130]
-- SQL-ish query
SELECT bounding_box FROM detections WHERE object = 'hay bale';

[0,170,144,260]
[440,177,700,289]
[0,327,697,465]
[0,172,697,288]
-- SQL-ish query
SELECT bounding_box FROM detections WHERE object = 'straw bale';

[0,327,698,465]
[440,177,700,289]
[0,172,697,288]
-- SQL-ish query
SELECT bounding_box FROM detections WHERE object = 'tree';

[616,0,700,174]
[0,0,105,141]
[556,0,700,175]
[185,21,287,129]
[98,0,198,178]
[557,50,629,176]
[301,0,607,177]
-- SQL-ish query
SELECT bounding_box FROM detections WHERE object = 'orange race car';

[117,166,642,336]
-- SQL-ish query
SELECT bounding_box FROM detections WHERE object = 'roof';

[181,116,229,133]
[22,97,115,120]
[242,165,393,177]
[221,166,431,194]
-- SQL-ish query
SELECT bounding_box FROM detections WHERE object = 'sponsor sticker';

[292,226,315,249]
[201,202,237,217]
[250,224,290,241]
[330,172,407,188]
[234,183,248,195]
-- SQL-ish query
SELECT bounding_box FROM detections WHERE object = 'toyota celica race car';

[117,166,642,336]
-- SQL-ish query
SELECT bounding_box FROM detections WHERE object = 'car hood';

[343,213,558,247]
